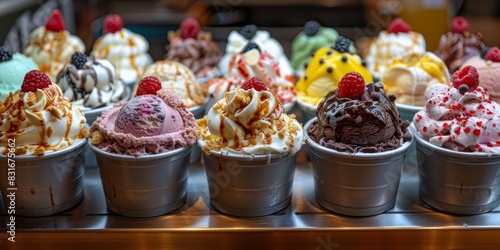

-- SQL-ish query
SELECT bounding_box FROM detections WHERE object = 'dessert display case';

[2,107,500,249]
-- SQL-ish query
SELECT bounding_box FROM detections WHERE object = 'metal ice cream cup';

[89,142,191,217]
[188,103,206,164]
[396,103,422,123]
[0,138,87,217]
[411,124,500,215]
[202,150,298,217]
[304,118,413,216]
[297,98,317,124]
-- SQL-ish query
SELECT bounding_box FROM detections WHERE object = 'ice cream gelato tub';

[202,150,297,217]
[0,137,87,217]
[396,103,422,123]
[305,118,413,216]
[89,142,191,217]
[296,98,317,124]
[188,103,206,163]
[411,124,500,215]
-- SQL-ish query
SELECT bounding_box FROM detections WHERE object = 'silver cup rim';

[203,149,293,161]
[0,137,87,160]
[188,101,207,115]
[396,102,423,112]
[296,97,317,113]
[88,140,191,160]
[410,123,500,158]
[304,117,413,159]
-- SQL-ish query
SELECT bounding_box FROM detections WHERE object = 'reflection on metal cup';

[203,150,297,217]
[89,142,191,217]
[305,118,413,216]
[412,124,500,215]
[0,138,87,217]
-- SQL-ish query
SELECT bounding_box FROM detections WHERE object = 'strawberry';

[179,17,200,39]
[103,14,123,34]
[337,72,365,99]
[21,70,52,92]
[451,16,470,34]
[241,76,268,91]
[136,76,162,96]
[485,47,500,62]
[45,9,65,32]
[387,18,411,34]
[452,65,479,91]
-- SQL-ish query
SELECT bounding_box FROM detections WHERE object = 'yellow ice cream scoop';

[295,47,373,106]
[382,52,450,106]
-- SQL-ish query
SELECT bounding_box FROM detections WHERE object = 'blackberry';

[239,24,258,39]
[242,42,261,53]
[334,36,352,53]
[71,52,87,69]
[0,46,13,62]
[303,20,321,36]
[480,46,490,59]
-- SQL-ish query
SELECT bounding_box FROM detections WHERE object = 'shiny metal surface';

[2,124,500,248]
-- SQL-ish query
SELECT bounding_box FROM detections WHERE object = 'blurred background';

[1,0,500,60]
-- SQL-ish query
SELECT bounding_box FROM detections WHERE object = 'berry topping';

[452,65,479,91]
[71,52,87,69]
[179,17,200,39]
[451,16,470,34]
[334,36,352,53]
[337,72,365,99]
[241,76,268,91]
[45,9,65,32]
[242,42,261,53]
[387,18,411,34]
[485,47,500,62]
[103,14,124,34]
[480,46,490,59]
[21,70,51,92]
[458,84,469,95]
[239,24,258,39]
[136,76,162,96]
[304,20,321,36]
[0,46,13,62]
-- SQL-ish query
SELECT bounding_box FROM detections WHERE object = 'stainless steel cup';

[411,124,500,215]
[0,138,87,217]
[305,118,413,216]
[189,103,206,164]
[202,150,298,217]
[89,142,191,217]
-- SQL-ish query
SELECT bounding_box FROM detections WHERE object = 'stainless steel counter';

[2,142,500,249]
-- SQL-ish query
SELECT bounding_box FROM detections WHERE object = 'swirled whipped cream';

[23,27,85,81]
[197,86,303,155]
[91,28,153,84]
[0,84,87,156]
[56,57,127,110]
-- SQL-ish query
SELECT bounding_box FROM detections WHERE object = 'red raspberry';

[45,9,65,32]
[485,47,500,62]
[452,65,479,91]
[337,72,365,99]
[179,17,200,39]
[21,70,52,92]
[136,76,162,96]
[241,76,268,91]
[451,16,470,34]
[103,14,124,34]
[387,18,411,34]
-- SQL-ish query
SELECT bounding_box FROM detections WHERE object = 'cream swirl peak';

[91,28,153,84]
[197,81,303,155]
[56,54,127,109]
[0,83,87,156]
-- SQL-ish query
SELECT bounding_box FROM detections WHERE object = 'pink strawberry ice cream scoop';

[413,66,500,154]
[114,95,183,137]
[90,89,197,156]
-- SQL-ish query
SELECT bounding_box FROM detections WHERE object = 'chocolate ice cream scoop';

[310,80,411,153]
